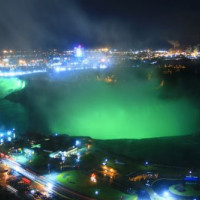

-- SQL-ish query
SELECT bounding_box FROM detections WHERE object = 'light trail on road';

[2,158,95,200]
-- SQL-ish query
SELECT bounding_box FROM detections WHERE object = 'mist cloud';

[12,66,200,139]
[0,0,199,49]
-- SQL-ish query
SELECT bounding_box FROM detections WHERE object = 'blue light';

[74,45,84,58]
[95,190,99,195]
[145,161,149,165]
[75,47,83,57]
[8,137,12,142]
[99,64,107,69]
[30,189,35,194]
[163,191,169,197]
[55,67,66,72]
[75,140,81,146]
[76,49,82,57]
[7,131,11,135]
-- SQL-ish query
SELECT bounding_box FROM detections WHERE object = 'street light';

[75,140,81,146]
[145,161,149,166]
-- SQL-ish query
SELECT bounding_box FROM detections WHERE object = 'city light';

[99,64,107,69]
[75,140,81,146]
[13,155,28,164]
[0,129,16,143]
[90,173,97,183]
[61,156,65,162]
[31,144,41,148]
[101,165,118,179]
[76,152,81,162]
[55,67,66,72]
[163,191,169,197]
[76,48,82,57]
[15,165,20,172]
[7,131,11,135]
[30,189,36,194]
[46,183,53,191]
[101,58,106,62]
[145,161,149,165]
[75,45,83,57]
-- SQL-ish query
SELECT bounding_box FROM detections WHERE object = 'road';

[2,158,95,200]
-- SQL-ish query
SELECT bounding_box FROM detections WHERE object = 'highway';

[2,158,95,200]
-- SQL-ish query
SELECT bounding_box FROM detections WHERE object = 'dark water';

[0,99,27,131]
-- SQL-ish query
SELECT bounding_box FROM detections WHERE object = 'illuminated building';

[49,147,78,158]
[129,172,158,182]
[74,45,84,58]
[0,129,16,143]
[90,173,97,183]
[101,165,118,179]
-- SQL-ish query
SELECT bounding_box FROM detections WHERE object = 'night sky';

[0,0,199,50]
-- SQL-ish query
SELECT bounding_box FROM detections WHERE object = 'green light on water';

[22,81,26,89]
[0,78,26,98]
[2,72,197,140]
[44,81,200,139]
